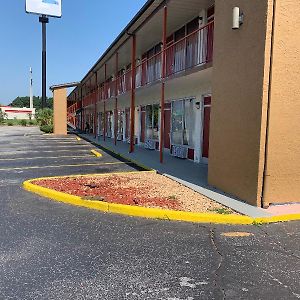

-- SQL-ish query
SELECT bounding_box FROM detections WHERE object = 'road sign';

[26,0,62,18]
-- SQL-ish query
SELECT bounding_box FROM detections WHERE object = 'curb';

[91,150,102,158]
[22,174,300,225]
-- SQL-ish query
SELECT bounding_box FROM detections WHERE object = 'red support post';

[160,5,167,163]
[114,52,119,146]
[81,86,84,131]
[94,71,98,138]
[103,64,107,141]
[130,34,136,153]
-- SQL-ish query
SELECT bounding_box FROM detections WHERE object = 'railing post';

[160,5,167,163]
[130,34,136,153]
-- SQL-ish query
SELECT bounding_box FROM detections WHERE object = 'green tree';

[35,108,53,126]
[9,96,53,110]
[0,110,8,124]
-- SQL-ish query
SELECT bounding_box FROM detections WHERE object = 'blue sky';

[0,0,146,104]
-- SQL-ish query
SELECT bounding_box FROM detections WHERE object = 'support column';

[114,52,119,145]
[103,64,107,141]
[80,86,83,132]
[130,35,136,153]
[53,88,67,135]
[159,5,167,163]
[94,71,98,138]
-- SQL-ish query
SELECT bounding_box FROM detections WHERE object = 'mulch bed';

[32,172,233,213]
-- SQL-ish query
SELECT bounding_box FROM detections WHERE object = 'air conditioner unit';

[171,145,188,159]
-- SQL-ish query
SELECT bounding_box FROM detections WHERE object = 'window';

[106,111,113,137]
[171,99,193,146]
[146,104,159,140]
[117,110,124,139]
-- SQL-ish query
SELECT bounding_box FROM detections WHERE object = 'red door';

[140,108,146,143]
[202,97,211,158]
[164,108,171,149]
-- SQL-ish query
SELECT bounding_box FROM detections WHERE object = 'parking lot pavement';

[0,127,299,300]
[0,127,138,183]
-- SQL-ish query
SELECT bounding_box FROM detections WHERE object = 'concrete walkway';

[79,133,273,218]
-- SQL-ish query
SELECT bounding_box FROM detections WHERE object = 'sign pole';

[39,15,49,109]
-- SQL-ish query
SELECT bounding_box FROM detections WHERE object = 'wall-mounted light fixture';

[195,102,201,109]
[232,7,244,30]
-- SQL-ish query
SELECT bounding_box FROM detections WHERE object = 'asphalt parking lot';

[0,127,299,300]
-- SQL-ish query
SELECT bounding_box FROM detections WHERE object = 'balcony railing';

[70,21,214,112]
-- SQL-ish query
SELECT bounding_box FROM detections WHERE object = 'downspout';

[261,0,277,208]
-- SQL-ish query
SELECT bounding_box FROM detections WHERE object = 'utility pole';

[39,15,49,109]
[29,67,33,109]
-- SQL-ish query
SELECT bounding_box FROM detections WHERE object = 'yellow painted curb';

[91,150,102,158]
[255,214,300,224]
[23,173,300,225]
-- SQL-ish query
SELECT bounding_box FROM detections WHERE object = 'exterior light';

[232,7,244,30]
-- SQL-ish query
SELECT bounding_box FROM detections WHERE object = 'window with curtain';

[171,100,192,146]
[146,104,159,140]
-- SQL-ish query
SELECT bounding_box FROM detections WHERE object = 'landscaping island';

[31,172,235,214]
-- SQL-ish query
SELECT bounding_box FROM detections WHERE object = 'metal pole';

[29,67,33,109]
[130,34,136,153]
[39,15,48,109]
[160,6,167,163]
[103,64,107,141]
[114,52,119,146]
[94,72,98,138]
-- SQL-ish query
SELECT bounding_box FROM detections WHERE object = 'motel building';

[62,0,300,208]
[0,106,35,120]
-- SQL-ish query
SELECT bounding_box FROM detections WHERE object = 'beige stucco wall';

[263,0,300,205]
[53,88,67,135]
[208,0,274,206]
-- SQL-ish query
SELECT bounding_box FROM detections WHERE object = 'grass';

[209,207,232,215]
[0,119,38,126]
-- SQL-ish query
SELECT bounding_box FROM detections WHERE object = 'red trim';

[4,110,33,113]
[188,148,194,160]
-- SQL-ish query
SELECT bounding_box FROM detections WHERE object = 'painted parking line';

[0,161,133,171]
[0,149,92,156]
[4,144,92,149]
[6,143,89,147]
[9,142,88,145]
[0,155,94,161]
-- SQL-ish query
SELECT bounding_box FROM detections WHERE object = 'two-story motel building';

[66,0,300,208]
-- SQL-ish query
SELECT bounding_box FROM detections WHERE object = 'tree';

[9,96,53,110]
[0,110,8,124]
[35,108,53,126]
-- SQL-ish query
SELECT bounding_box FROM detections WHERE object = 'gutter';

[261,0,277,208]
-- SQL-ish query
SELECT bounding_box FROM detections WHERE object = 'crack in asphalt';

[209,228,226,299]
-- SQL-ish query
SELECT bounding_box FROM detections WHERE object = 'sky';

[0,0,146,104]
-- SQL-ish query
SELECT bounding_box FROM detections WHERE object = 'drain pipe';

[261,0,277,208]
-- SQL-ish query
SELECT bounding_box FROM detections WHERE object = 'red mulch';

[32,175,181,210]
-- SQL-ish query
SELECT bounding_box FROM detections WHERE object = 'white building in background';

[0,106,35,120]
